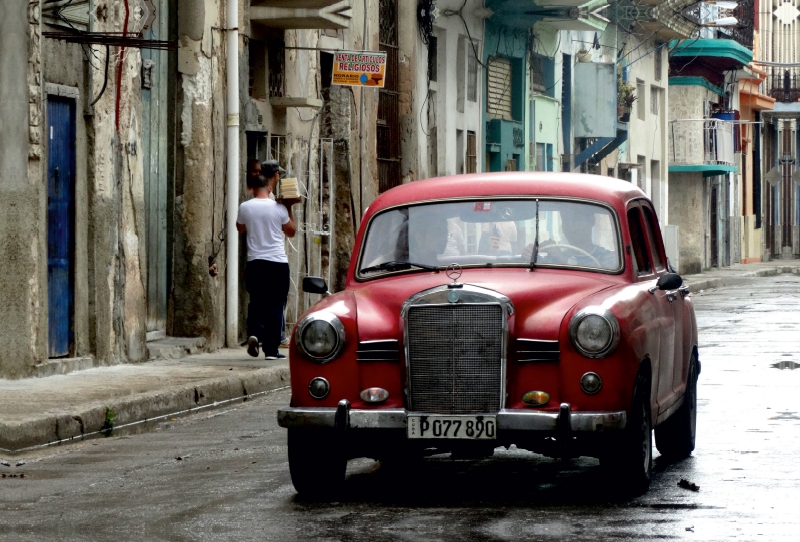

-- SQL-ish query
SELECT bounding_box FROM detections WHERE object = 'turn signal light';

[308,377,330,399]
[580,372,603,395]
[522,390,550,407]
[360,387,389,403]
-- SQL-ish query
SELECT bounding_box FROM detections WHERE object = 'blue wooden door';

[47,97,76,357]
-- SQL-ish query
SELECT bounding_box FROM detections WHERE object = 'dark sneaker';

[246,336,259,358]
[265,353,287,360]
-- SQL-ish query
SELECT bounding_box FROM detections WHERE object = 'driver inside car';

[523,211,618,270]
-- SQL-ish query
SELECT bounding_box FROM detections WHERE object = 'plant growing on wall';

[618,78,637,108]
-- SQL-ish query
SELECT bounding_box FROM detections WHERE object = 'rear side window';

[627,208,652,275]
[641,206,664,271]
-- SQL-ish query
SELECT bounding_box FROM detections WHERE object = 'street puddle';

[769,412,800,420]
[771,361,800,370]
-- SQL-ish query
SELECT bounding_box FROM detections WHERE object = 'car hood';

[352,268,618,342]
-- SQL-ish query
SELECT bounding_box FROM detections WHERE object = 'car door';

[628,203,676,414]
[640,202,688,398]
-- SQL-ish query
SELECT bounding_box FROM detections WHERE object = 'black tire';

[601,373,653,496]
[287,428,347,497]
[655,356,698,459]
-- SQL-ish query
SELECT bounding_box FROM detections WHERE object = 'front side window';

[358,199,622,278]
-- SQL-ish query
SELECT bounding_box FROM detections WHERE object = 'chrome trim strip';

[277,407,627,432]
[357,339,401,362]
[516,339,560,362]
[400,283,514,317]
[517,355,560,363]
[359,339,400,345]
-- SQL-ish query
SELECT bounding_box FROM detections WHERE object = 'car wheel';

[287,428,347,497]
[655,356,698,459]
[602,373,652,496]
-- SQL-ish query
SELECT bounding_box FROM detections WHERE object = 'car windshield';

[358,199,622,276]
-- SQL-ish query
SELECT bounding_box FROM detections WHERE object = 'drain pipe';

[225,0,240,348]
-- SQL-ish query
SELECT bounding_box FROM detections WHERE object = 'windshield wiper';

[360,260,440,274]
[529,198,540,270]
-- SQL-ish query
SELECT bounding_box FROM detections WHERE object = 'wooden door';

[142,0,169,336]
[47,97,76,357]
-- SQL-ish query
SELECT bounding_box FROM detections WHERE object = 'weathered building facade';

[0,0,413,379]
[2,0,767,379]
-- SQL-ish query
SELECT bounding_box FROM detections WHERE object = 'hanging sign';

[332,51,387,88]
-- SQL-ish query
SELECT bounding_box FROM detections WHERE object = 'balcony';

[669,119,737,177]
[766,68,800,103]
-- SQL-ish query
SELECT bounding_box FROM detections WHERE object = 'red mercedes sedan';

[278,172,699,497]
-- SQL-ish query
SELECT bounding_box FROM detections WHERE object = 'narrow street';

[3,275,800,541]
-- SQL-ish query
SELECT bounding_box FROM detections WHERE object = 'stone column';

[0,0,42,378]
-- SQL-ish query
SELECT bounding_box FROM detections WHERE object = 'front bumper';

[277,402,626,433]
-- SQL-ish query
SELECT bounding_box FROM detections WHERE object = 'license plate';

[407,415,496,440]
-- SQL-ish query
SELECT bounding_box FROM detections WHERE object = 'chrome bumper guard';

[277,402,626,433]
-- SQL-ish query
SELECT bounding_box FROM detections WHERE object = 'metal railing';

[766,68,800,103]
[669,119,735,167]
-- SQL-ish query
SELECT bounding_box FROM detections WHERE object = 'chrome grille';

[407,304,504,414]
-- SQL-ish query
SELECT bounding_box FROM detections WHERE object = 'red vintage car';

[278,172,699,497]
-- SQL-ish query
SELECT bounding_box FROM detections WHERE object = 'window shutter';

[487,56,512,120]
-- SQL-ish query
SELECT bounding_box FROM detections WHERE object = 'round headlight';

[569,307,620,358]
[295,313,345,362]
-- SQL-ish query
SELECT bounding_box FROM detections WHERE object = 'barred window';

[467,42,479,102]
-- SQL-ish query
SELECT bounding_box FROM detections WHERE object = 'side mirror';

[656,272,683,291]
[303,276,329,295]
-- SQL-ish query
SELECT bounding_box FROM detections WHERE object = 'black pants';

[246,259,290,357]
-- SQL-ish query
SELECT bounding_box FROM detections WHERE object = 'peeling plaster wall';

[172,0,226,346]
[0,0,40,378]
[84,9,149,365]
[668,171,704,275]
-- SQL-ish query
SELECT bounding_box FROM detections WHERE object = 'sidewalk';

[0,349,289,454]
[2,259,798,455]
[680,259,800,292]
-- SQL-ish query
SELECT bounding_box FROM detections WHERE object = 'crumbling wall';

[171,0,227,346]
[84,9,148,365]
[0,0,41,378]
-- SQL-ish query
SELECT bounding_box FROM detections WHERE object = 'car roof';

[365,172,646,215]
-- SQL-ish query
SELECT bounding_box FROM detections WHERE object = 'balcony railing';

[669,119,735,167]
[766,68,800,103]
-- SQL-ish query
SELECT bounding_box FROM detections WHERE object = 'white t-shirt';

[236,197,290,263]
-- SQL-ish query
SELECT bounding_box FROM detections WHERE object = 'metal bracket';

[334,399,351,432]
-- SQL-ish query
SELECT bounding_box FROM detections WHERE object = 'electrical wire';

[89,45,111,107]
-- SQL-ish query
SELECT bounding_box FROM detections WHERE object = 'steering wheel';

[537,243,601,267]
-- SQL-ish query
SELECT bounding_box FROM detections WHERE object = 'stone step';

[146,337,208,361]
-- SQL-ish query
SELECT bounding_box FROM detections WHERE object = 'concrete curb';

[684,266,800,293]
[0,365,290,455]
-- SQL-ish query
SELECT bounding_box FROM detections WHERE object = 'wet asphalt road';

[2,275,800,541]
